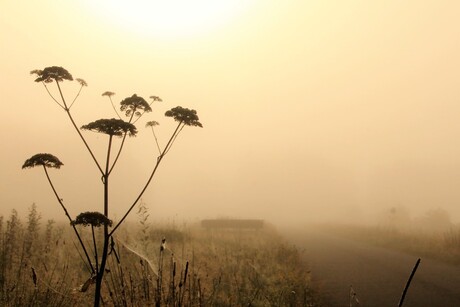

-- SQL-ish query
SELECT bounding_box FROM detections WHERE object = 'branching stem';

[92,226,99,275]
[108,113,134,175]
[94,134,113,307]
[42,166,95,274]
[164,124,185,156]
[108,96,122,120]
[110,121,183,236]
[42,83,65,109]
[150,127,162,155]
[69,84,84,109]
[55,80,104,175]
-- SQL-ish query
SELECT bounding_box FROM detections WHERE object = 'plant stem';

[151,127,162,155]
[94,135,113,307]
[164,124,185,155]
[68,84,84,109]
[180,261,189,305]
[108,113,134,176]
[43,166,94,274]
[91,226,99,275]
[55,81,104,175]
[157,239,165,307]
[108,96,122,119]
[42,83,65,109]
[398,258,421,307]
[109,121,183,236]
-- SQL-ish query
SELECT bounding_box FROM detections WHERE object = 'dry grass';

[324,223,460,265]
[0,207,318,306]
[111,221,317,306]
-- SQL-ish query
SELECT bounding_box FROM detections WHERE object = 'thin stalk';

[132,110,147,124]
[94,135,113,307]
[164,124,185,156]
[68,84,84,109]
[41,82,65,109]
[107,132,127,175]
[43,166,95,274]
[104,135,113,216]
[180,261,189,306]
[72,240,92,275]
[157,240,165,307]
[170,258,176,305]
[133,98,159,124]
[110,121,183,236]
[150,127,162,155]
[108,96,122,119]
[55,80,104,175]
[108,113,135,176]
[92,226,99,275]
[398,258,421,307]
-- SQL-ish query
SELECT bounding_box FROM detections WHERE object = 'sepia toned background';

[1,1,460,225]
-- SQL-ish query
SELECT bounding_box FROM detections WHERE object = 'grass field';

[0,205,317,306]
[324,222,460,265]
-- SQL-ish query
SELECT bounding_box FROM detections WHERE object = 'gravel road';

[283,226,460,307]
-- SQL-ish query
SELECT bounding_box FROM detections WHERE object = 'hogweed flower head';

[165,106,203,127]
[149,95,162,102]
[145,121,160,128]
[31,66,73,83]
[72,212,113,227]
[102,91,115,97]
[76,78,88,87]
[22,153,64,169]
[81,118,137,137]
[120,94,152,117]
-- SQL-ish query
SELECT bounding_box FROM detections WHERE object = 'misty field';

[0,205,316,306]
[325,222,460,265]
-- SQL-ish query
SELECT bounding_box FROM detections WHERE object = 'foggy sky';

[2,1,460,226]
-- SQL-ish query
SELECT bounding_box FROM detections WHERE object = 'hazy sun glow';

[86,0,249,38]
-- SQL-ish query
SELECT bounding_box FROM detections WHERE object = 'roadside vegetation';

[324,207,460,265]
[17,65,317,306]
[25,65,202,306]
[0,205,317,306]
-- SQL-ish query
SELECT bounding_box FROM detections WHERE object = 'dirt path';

[282,226,460,307]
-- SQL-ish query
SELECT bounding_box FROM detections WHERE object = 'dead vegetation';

[0,205,317,306]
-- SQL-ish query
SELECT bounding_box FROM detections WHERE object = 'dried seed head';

[165,106,203,127]
[81,118,137,137]
[102,91,115,97]
[22,153,63,169]
[120,94,152,117]
[31,66,73,83]
[71,212,113,228]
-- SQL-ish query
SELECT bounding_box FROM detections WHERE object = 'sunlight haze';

[83,0,252,39]
[2,0,460,226]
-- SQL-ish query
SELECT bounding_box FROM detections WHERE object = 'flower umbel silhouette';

[31,66,73,83]
[81,118,137,137]
[165,106,203,127]
[72,212,113,228]
[22,153,64,169]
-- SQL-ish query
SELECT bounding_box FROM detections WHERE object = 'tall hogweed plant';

[23,66,202,306]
